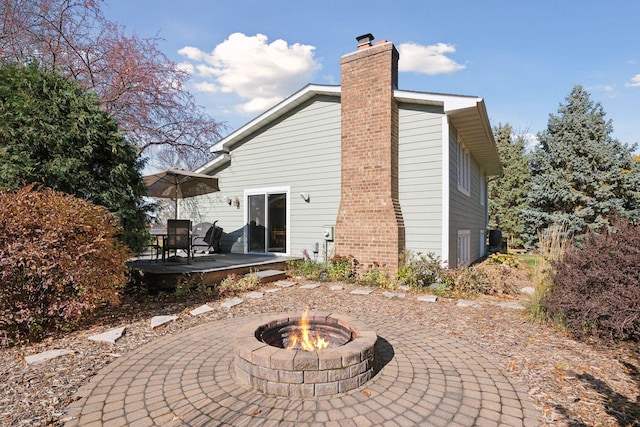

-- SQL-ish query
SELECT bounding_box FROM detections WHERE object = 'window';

[457,230,471,267]
[457,140,470,196]
[246,188,289,254]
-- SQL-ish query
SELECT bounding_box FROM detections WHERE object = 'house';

[186,34,501,272]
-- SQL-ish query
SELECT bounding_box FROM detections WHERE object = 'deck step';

[249,269,287,283]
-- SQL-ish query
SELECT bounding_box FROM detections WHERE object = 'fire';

[287,309,330,351]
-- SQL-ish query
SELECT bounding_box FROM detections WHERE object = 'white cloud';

[177,46,206,61]
[178,33,321,114]
[193,81,219,93]
[176,62,194,74]
[520,133,540,152]
[625,74,640,87]
[398,42,465,74]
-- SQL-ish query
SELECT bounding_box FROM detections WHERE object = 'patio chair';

[192,221,223,256]
[163,219,192,264]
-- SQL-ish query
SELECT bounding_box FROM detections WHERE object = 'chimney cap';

[356,33,374,47]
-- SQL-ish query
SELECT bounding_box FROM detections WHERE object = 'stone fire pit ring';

[234,312,377,397]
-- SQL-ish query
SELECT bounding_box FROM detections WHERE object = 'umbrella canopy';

[143,167,219,218]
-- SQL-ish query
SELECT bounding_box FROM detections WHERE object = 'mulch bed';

[1,278,638,426]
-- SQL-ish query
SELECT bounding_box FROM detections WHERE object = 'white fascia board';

[198,84,340,174]
[394,89,481,111]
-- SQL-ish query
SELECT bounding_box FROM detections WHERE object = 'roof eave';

[446,100,502,177]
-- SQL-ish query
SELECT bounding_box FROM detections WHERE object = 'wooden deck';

[128,252,300,291]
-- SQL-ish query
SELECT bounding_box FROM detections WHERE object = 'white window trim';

[457,139,471,197]
[457,229,471,267]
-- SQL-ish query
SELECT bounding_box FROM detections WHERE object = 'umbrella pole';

[174,181,178,219]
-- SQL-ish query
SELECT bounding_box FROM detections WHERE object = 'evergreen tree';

[522,85,640,247]
[488,124,531,248]
[0,62,150,251]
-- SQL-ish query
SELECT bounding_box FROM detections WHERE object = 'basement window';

[457,230,471,267]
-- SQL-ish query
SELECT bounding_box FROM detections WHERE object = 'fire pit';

[234,311,377,397]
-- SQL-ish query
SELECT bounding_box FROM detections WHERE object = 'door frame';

[243,186,290,255]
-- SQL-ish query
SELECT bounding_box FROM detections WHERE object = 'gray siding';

[398,104,444,258]
[182,97,341,257]
[447,126,488,268]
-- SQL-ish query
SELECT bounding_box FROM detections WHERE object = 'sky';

[102,0,640,148]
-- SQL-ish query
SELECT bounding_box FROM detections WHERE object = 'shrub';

[396,250,446,288]
[218,273,260,295]
[488,252,521,268]
[542,217,640,341]
[451,266,491,296]
[357,263,392,288]
[328,255,356,282]
[0,186,130,344]
[287,259,325,281]
[175,275,217,299]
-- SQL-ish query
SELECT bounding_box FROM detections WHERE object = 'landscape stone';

[150,315,178,328]
[330,285,343,291]
[221,297,243,308]
[275,281,296,288]
[417,295,438,303]
[264,288,281,293]
[499,301,526,310]
[457,299,479,308]
[88,326,126,344]
[300,283,321,289]
[382,291,405,299]
[25,349,75,365]
[521,286,535,295]
[350,289,373,295]
[190,304,214,316]
[246,291,264,299]
[398,285,411,291]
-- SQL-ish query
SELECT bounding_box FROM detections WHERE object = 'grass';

[525,225,570,322]
[517,253,541,277]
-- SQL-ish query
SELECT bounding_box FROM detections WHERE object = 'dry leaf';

[361,390,371,397]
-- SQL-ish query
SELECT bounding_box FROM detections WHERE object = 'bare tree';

[0,0,223,168]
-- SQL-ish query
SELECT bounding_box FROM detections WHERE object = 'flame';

[287,309,330,351]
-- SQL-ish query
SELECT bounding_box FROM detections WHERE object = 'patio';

[62,306,540,426]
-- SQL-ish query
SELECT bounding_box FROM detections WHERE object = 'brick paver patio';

[64,314,540,426]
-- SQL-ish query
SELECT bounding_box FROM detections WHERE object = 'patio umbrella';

[143,167,219,218]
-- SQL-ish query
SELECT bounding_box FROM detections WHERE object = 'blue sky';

[103,0,640,148]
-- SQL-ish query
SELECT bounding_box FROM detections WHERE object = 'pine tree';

[522,85,640,247]
[0,62,150,251]
[488,124,531,248]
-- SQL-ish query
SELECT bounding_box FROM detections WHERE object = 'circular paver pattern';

[64,314,540,426]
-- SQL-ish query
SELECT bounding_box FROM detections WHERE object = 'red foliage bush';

[0,186,131,343]
[543,217,640,341]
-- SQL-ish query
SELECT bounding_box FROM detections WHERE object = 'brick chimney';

[335,34,405,274]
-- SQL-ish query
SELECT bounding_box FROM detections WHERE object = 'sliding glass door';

[247,190,288,254]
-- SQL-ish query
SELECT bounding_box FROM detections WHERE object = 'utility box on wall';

[323,225,334,241]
